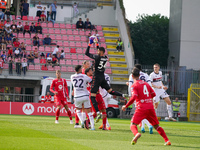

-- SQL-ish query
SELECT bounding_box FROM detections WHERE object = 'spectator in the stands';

[40,11,46,22]
[30,22,35,33]
[33,33,40,47]
[6,34,12,43]
[20,49,26,58]
[45,92,52,103]
[17,22,23,33]
[52,45,59,58]
[0,57,4,75]
[7,40,12,48]
[87,32,91,42]
[72,2,79,17]
[46,53,52,66]
[8,47,13,58]
[19,0,24,18]
[35,22,42,34]
[8,58,13,75]
[1,51,6,62]
[13,38,20,48]
[1,39,6,50]
[16,59,21,75]
[76,18,84,29]
[4,8,12,21]
[0,20,4,30]
[36,1,42,17]
[5,27,12,36]
[23,22,31,36]
[0,9,4,20]
[27,51,35,67]
[116,37,123,52]
[50,0,57,21]
[85,18,92,30]
[92,30,100,41]
[11,21,17,33]
[22,0,29,16]
[34,47,39,58]
[43,35,51,45]
[43,7,47,17]
[14,48,20,58]
[59,49,65,60]
[5,20,11,28]
[21,58,27,76]
[52,55,58,67]
[19,42,26,50]
[1,26,5,34]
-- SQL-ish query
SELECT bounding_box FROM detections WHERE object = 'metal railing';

[0,94,39,103]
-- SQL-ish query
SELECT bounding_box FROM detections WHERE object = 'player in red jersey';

[122,68,171,146]
[85,67,108,130]
[50,70,73,124]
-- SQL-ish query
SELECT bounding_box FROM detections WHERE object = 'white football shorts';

[74,96,91,109]
[153,89,169,103]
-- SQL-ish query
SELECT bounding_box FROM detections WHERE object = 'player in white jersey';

[128,64,153,134]
[71,65,95,130]
[99,73,112,130]
[149,63,176,122]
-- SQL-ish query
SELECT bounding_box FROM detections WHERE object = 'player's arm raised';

[85,44,97,60]
[50,80,58,95]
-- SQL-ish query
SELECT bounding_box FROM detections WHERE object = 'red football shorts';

[90,93,106,112]
[131,109,159,126]
[54,96,68,106]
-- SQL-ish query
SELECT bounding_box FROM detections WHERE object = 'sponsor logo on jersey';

[58,85,63,90]
[23,103,34,115]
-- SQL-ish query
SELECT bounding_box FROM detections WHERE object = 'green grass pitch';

[0,115,200,150]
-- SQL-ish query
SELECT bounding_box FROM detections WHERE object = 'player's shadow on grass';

[173,145,200,149]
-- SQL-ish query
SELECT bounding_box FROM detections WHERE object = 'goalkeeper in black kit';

[85,43,127,117]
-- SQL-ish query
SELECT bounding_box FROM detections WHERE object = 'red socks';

[55,108,60,120]
[102,112,107,127]
[156,126,169,142]
[67,110,72,120]
[75,112,79,124]
[130,124,138,135]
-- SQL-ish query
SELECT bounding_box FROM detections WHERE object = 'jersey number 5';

[143,85,149,97]
[73,79,84,88]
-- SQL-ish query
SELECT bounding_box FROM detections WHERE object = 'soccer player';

[85,44,126,118]
[150,63,176,121]
[85,67,108,130]
[122,68,171,146]
[99,73,112,130]
[71,65,95,130]
[50,70,73,124]
[128,64,153,134]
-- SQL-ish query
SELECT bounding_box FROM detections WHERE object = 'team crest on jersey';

[141,99,144,103]
[58,85,63,89]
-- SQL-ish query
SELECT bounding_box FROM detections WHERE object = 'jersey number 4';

[73,79,84,88]
[143,85,149,97]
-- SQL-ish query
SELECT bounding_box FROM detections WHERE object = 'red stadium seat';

[65,54,71,59]
[105,68,112,74]
[72,60,78,65]
[28,65,35,70]
[56,35,62,40]
[35,65,40,70]
[67,66,73,72]
[41,22,47,28]
[64,47,70,53]
[60,24,65,29]
[48,23,53,28]
[72,24,76,29]
[26,46,31,51]
[63,41,69,47]
[45,47,51,52]
[34,16,39,21]
[78,54,83,60]
[47,66,55,71]
[39,46,45,52]
[96,25,102,31]
[69,42,75,47]
[50,35,55,40]
[25,33,30,38]
[68,36,74,41]
[22,16,28,20]
[35,59,40,63]
[82,42,88,48]
[67,30,73,35]
[73,30,79,35]
[18,33,23,38]
[79,30,85,36]
[71,54,77,59]
[63,35,68,41]
[76,42,81,47]
[76,48,82,54]
[61,29,66,35]
[41,65,48,71]
[28,16,34,21]
[54,66,60,70]
[11,15,15,20]
[79,60,84,65]
[66,24,71,29]
[61,66,67,72]
[57,41,63,46]
[55,29,60,34]
[100,37,105,42]
[43,28,48,34]
[40,59,46,64]
[54,23,59,28]
[25,39,32,45]
[74,36,80,41]
[81,36,87,42]
[70,48,76,53]
[66,60,72,65]
[49,29,54,34]
[59,60,65,65]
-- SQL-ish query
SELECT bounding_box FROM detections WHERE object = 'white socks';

[106,119,110,127]
[88,112,95,129]
[82,112,86,122]
[167,104,173,118]
[76,110,83,124]
[143,119,151,128]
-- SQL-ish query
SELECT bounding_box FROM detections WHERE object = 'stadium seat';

[76,48,82,54]
[98,31,104,36]
[18,33,23,38]
[61,66,67,72]
[63,41,69,47]
[54,66,60,70]
[106,61,110,67]
[66,60,72,65]
[79,60,84,65]
[78,54,83,60]
[55,29,60,34]
[73,30,79,35]
[67,66,73,72]
[70,48,76,53]
[61,29,67,35]
[96,25,102,30]
[25,33,30,38]
[13,33,17,37]
[38,34,43,38]
[40,58,46,64]
[26,39,32,45]
[11,15,15,20]
[56,35,62,40]
[100,43,106,48]
[22,16,28,20]
[64,47,70,53]
[16,15,21,20]
[60,24,65,29]
[67,30,73,35]
[74,36,80,41]
[71,54,77,59]
[57,41,63,46]
[68,36,74,41]
[35,59,40,63]
[81,36,87,42]
[54,23,59,28]
[28,65,35,70]
[28,16,34,21]
[35,65,40,70]
[39,46,45,52]
[48,23,53,28]
[90,48,95,54]
[19,39,24,43]
[63,35,68,41]
[47,66,54,71]
[45,47,51,52]
[66,24,71,29]
[79,30,85,36]
[41,65,48,71]
[65,54,71,59]
[72,24,76,29]
[3,63,8,69]
[84,55,90,60]
[59,60,65,65]
[82,42,88,48]
[31,34,35,38]
[72,60,78,65]
[49,29,54,34]
[26,46,31,51]
[41,22,47,28]
[105,68,112,74]
[69,42,75,47]
[100,37,105,42]
[34,16,39,21]
[76,42,81,47]
[50,35,55,40]
[43,28,48,34]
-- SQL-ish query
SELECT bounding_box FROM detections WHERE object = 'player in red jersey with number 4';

[122,68,171,146]
[50,70,73,124]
